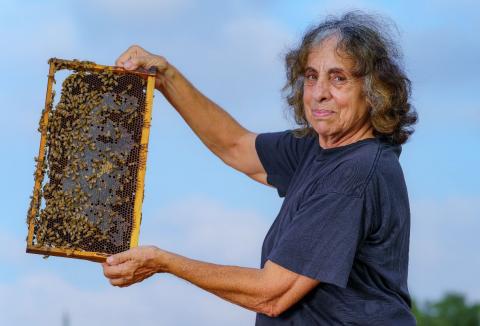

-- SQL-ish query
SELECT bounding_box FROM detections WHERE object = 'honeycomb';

[26,58,156,262]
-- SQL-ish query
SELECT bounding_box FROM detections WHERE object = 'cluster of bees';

[28,59,148,255]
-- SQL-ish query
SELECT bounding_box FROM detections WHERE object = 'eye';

[303,71,317,85]
[331,74,347,85]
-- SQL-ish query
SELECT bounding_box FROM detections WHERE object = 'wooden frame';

[26,58,156,262]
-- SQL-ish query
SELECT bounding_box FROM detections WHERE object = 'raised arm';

[116,45,268,185]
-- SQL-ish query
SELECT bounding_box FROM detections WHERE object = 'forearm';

[159,250,276,315]
[156,63,251,159]
[103,246,316,316]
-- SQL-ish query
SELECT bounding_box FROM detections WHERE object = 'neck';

[319,123,374,149]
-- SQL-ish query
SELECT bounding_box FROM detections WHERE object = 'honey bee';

[29,59,152,258]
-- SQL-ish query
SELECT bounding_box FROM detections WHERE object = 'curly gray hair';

[284,11,417,145]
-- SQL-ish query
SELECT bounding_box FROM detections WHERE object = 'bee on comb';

[26,58,156,262]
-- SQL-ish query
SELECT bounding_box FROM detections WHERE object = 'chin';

[310,122,333,136]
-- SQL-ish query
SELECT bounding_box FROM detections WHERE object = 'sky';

[0,0,479,325]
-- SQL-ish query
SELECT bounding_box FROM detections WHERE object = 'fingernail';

[107,256,113,264]
[124,61,133,69]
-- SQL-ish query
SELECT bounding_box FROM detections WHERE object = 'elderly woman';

[103,11,417,325]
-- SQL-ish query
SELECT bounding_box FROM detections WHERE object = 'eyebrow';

[304,66,347,74]
[328,67,346,74]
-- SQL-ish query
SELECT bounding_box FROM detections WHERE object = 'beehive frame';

[26,58,156,262]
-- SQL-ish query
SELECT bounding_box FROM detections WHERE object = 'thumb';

[106,250,131,265]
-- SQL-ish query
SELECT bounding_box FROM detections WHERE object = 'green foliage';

[412,293,480,326]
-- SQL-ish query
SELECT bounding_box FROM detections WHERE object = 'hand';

[115,45,170,88]
[102,245,166,287]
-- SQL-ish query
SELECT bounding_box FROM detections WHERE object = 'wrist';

[153,247,174,274]
[162,60,176,79]
[155,59,176,89]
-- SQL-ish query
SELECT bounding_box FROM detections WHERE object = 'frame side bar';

[130,74,156,248]
[49,58,156,79]
[26,246,108,263]
[26,61,57,248]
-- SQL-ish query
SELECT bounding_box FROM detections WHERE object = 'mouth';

[311,109,335,118]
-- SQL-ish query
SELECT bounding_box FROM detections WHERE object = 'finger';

[123,55,158,71]
[115,45,143,67]
[103,263,127,278]
[116,49,134,67]
[110,277,129,287]
[109,274,149,287]
[106,249,132,265]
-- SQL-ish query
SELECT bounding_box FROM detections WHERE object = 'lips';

[311,109,335,118]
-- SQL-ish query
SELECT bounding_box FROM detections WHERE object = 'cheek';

[333,98,369,130]
[333,90,368,116]
[302,87,312,105]
[331,89,351,108]
[302,89,313,117]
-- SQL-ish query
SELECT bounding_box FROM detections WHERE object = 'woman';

[103,11,418,325]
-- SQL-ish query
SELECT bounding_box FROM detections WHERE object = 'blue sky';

[0,0,479,325]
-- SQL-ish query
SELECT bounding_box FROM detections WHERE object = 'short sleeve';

[255,130,312,197]
[267,192,365,288]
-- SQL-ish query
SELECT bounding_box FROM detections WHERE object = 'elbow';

[258,301,286,318]
[252,294,288,318]
[263,304,281,318]
[272,304,289,318]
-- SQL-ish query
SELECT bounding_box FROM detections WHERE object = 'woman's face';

[303,36,372,147]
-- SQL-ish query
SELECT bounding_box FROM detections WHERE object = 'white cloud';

[3,192,480,324]
[409,196,480,302]
[0,196,270,325]
[3,2,480,322]
[0,229,26,265]
[142,195,270,267]
[0,272,255,326]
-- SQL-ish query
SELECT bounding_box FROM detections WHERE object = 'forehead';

[306,36,355,72]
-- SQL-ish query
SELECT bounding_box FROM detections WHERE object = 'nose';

[312,78,331,102]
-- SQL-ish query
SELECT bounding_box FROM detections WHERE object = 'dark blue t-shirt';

[254,130,415,325]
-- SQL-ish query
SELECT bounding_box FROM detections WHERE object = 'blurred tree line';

[413,293,480,325]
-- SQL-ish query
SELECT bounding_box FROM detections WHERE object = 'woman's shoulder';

[310,138,401,198]
[257,129,318,158]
